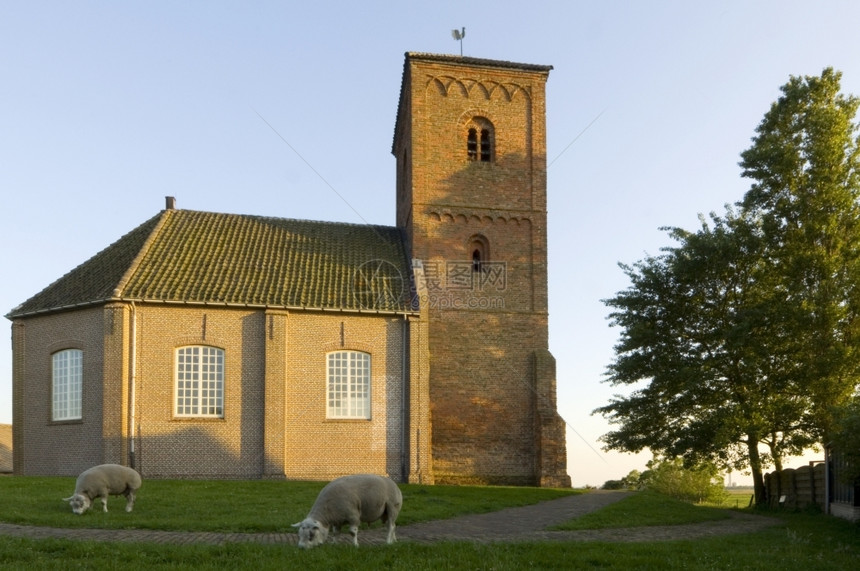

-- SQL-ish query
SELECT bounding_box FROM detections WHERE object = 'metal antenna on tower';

[451,27,465,56]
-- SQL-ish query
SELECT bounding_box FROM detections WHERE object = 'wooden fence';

[762,463,826,509]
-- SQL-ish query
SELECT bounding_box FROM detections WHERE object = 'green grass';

[552,490,731,530]
[1,477,859,569]
[718,487,756,508]
[0,476,576,531]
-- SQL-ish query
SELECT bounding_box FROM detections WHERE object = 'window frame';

[326,350,371,420]
[174,345,225,418]
[469,234,490,272]
[52,349,82,421]
[467,128,479,161]
[465,118,494,162]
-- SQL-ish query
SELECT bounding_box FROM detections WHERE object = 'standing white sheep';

[63,464,142,515]
[292,474,403,548]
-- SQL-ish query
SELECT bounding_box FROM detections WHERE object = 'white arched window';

[327,351,371,419]
[175,346,224,417]
[52,349,82,421]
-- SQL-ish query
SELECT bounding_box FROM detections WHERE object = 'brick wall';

[397,55,569,486]
[0,424,12,472]
[131,305,266,478]
[281,311,408,481]
[11,308,106,476]
[11,302,429,482]
[131,305,421,480]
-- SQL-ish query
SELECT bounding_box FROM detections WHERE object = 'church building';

[7,52,571,487]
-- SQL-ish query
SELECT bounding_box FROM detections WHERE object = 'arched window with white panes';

[327,350,371,419]
[52,349,82,421]
[175,346,224,417]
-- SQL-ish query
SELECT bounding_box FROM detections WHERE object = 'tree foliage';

[600,479,625,490]
[829,396,860,483]
[638,457,727,504]
[596,68,860,505]
[739,67,860,435]
[596,210,805,502]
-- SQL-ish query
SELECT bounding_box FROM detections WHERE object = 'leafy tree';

[739,67,860,437]
[601,470,644,491]
[829,396,860,483]
[596,68,860,505]
[601,479,625,490]
[638,457,727,504]
[621,469,642,490]
[596,210,808,503]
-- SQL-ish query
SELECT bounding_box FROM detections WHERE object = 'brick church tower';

[393,53,570,487]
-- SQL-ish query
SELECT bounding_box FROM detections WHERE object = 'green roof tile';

[7,209,415,318]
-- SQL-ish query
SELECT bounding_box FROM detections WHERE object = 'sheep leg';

[382,505,397,544]
[125,490,136,512]
[100,496,109,512]
[349,524,359,547]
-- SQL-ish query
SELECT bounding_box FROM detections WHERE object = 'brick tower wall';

[394,54,569,486]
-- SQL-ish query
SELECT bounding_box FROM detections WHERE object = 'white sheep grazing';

[292,474,403,548]
[62,464,142,515]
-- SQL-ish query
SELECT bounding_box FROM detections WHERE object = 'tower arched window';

[469,234,490,272]
[466,119,494,162]
[467,128,478,160]
[480,129,491,161]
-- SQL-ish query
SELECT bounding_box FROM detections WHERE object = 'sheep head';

[63,493,92,515]
[292,518,329,549]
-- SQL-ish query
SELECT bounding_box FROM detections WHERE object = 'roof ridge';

[404,51,553,72]
[172,208,399,233]
[111,209,172,298]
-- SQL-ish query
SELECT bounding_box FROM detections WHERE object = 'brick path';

[0,490,779,546]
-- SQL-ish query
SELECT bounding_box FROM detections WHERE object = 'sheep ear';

[291,522,302,528]
[62,496,73,502]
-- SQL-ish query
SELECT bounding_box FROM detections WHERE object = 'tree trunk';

[747,436,767,505]
[769,431,784,472]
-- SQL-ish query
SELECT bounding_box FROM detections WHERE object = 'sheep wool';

[293,474,402,548]
[63,464,142,515]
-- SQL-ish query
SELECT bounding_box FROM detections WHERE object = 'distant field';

[718,488,756,509]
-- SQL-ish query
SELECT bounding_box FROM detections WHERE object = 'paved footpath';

[0,490,779,546]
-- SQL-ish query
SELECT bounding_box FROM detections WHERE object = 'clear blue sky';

[3,1,860,487]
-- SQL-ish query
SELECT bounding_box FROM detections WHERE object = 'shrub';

[639,457,728,504]
[601,479,625,490]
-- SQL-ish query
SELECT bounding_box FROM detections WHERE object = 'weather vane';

[451,27,465,56]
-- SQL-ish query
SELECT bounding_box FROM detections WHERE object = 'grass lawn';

[0,476,576,532]
[720,487,756,508]
[551,490,732,530]
[0,477,858,570]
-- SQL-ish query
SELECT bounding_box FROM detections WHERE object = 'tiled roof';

[404,52,554,73]
[7,209,415,318]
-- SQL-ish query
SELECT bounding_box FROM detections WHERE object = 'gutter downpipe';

[129,302,137,469]
[401,315,409,482]
[824,445,830,515]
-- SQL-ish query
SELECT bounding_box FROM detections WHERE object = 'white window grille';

[327,351,371,419]
[52,349,82,421]
[175,346,224,417]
